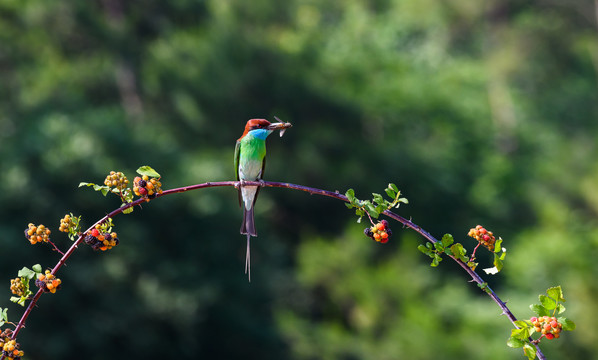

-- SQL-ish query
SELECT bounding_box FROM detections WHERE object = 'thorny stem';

[3,180,545,360]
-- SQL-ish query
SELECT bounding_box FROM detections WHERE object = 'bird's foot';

[236,179,247,189]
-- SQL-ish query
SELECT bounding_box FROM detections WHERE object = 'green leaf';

[1,308,8,322]
[417,244,433,257]
[523,343,537,360]
[345,189,355,203]
[10,296,26,307]
[372,193,384,205]
[123,206,134,214]
[493,253,503,272]
[32,264,42,273]
[399,197,409,204]
[514,320,529,328]
[441,234,454,247]
[530,304,549,317]
[18,266,36,279]
[433,242,445,252]
[547,286,565,302]
[385,188,396,199]
[558,317,576,331]
[556,303,566,314]
[539,294,556,310]
[345,203,354,209]
[79,182,93,187]
[365,203,379,218]
[450,243,465,256]
[431,254,442,267]
[507,336,526,348]
[494,238,503,253]
[389,183,399,193]
[136,166,160,178]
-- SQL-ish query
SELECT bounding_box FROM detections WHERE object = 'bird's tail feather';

[245,234,251,282]
[240,207,257,237]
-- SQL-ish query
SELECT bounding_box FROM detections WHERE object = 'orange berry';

[376,223,384,231]
[38,274,45,281]
[46,283,54,290]
[52,279,60,287]
[381,232,388,239]
[373,233,381,241]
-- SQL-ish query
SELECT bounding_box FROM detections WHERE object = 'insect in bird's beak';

[270,116,292,137]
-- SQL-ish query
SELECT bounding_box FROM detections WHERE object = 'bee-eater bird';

[234,118,291,281]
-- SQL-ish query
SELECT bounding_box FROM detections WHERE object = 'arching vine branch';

[2,179,553,360]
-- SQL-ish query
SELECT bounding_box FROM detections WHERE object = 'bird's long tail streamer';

[245,234,251,282]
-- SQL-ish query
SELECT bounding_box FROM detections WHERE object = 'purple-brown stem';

[3,180,545,360]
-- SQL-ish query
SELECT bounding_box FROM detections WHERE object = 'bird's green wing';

[234,140,242,206]
[234,140,240,182]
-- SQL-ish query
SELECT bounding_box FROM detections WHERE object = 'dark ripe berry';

[84,234,98,246]
[386,228,392,237]
[148,192,157,199]
[104,233,112,241]
[380,220,389,229]
[113,237,119,246]
[138,179,147,188]
[35,279,45,289]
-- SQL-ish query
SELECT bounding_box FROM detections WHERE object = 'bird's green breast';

[238,134,266,180]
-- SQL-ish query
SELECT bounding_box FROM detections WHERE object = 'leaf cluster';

[10,265,42,307]
[417,234,470,267]
[345,183,408,223]
[78,166,161,215]
[508,286,576,360]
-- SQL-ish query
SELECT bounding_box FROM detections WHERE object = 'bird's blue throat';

[248,129,272,140]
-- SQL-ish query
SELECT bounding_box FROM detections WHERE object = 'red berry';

[139,187,147,195]
[380,237,389,244]
[550,320,558,328]
[91,229,99,237]
[530,317,538,323]
[376,223,384,231]
[545,333,554,340]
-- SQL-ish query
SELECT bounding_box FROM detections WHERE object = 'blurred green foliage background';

[1,0,597,359]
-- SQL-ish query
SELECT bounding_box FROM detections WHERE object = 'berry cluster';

[9,278,25,297]
[24,223,51,245]
[133,175,163,199]
[58,214,74,233]
[467,225,496,251]
[35,270,61,294]
[530,316,562,340]
[84,227,119,251]
[104,171,129,191]
[0,330,23,360]
[364,220,392,243]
